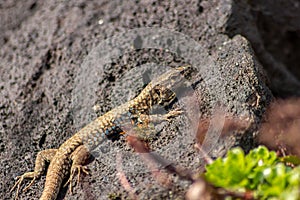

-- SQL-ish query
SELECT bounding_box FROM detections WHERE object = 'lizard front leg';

[130,108,183,140]
[139,108,183,124]
[64,145,90,194]
[10,149,57,199]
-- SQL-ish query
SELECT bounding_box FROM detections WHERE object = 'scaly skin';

[11,65,191,200]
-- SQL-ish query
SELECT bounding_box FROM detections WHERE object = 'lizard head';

[153,65,192,106]
[154,65,192,90]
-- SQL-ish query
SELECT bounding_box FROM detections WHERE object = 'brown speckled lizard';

[10,65,191,200]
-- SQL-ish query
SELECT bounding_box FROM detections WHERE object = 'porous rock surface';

[1,0,298,199]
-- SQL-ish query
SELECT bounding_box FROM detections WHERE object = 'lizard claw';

[10,172,36,200]
[10,176,22,200]
[64,165,89,194]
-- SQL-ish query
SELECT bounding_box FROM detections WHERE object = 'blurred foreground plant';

[205,146,300,200]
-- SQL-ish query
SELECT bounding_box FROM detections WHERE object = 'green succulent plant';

[205,146,300,200]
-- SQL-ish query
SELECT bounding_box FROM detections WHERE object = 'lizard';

[10,65,192,200]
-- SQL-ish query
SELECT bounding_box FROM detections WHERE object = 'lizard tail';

[40,170,64,200]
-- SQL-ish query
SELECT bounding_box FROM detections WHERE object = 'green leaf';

[204,146,300,200]
[280,155,300,166]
